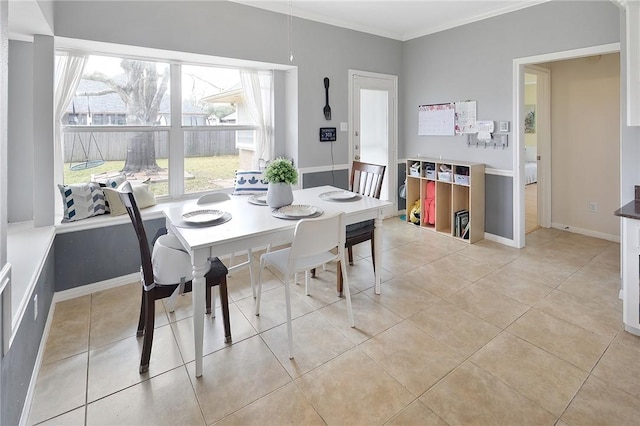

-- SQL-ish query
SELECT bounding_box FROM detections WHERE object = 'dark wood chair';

[312,161,386,294]
[117,182,231,374]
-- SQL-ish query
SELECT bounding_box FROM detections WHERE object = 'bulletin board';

[455,100,477,134]
[418,100,478,136]
[418,103,455,136]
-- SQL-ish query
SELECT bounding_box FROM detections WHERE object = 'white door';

[349,71,397,210]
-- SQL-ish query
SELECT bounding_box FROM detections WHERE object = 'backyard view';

[63,155,240,196]
[61,54,269,196]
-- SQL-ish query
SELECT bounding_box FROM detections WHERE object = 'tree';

[82,59,169,173]
[205,104,235,122]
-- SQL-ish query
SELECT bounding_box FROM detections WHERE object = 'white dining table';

[162,185,391,377]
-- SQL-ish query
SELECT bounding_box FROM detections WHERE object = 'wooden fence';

[63,130,238,162]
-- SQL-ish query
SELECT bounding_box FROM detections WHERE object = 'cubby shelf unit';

[406,157,485,243]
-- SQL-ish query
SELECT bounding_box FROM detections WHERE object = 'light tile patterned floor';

[27,218,640,425]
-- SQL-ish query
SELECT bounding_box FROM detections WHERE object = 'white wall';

[32,35,54,227]
[7,41,33,223]
[0,0,9,413]
[35,0,54,33]
[619,5,640,209]
[550,53,620,238]
[1,0,8,263]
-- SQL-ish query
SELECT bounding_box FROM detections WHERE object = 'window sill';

[7,222,56,347]
[7,190,237,344]
[54,196,197,234]
[6,197,181,346]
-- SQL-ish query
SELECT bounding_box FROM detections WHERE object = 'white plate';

[182,209,225,224]
[326,190,357,200]
[275,204,318,218]
[248,194,267,205]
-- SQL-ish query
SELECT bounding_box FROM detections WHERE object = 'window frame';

[57,48,275,200]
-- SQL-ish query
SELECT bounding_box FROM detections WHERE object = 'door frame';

[348,69,398,214]
[512,43,620,248]
[524,65,551,230]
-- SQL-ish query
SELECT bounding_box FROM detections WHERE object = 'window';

[61,54,171,196]
[59,52,273,197]
[181,65,273,194]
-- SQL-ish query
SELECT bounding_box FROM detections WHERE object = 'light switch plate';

[498,121,510,132]
[340,122,348,132]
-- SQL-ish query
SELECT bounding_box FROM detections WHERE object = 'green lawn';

[64,155,239,196]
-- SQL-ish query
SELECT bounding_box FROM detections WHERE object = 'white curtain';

[240,69,273,169]
[53,51,88,186]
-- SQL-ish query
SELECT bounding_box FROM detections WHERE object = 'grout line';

[28,224,628,425]
[84,294,92,426]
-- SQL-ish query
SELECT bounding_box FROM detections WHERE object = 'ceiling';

[8,0,53,39]
[9,0,551,42]
[230,0,550,41]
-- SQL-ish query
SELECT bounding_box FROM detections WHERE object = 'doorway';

[348,70,397,211]
[513,43,620,248]
[524,65,551,234]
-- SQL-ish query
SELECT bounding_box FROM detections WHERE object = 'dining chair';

[345,160,386,259]
[312,160,386,294]
[254,212,355,359]
[118,182,231,374]
[197,192,256,298]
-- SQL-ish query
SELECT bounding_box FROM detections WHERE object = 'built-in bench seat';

[4,196,193,348]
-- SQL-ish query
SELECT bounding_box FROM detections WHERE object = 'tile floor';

[26,218,640,425]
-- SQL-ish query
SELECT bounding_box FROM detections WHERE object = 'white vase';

[266,182,293,208]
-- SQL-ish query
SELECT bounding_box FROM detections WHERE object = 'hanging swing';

[68,99,106,171]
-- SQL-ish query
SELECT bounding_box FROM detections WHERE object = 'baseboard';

[19,300,56,426]
[484,232,518,248]
[550,222,620,243]
[53,273,140,303]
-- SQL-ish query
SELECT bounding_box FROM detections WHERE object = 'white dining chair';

[254,212,355,359]
[197,192,256,297]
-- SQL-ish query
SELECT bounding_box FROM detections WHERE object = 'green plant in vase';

[264,158,298,208]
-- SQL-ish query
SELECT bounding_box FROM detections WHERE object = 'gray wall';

[302,162,407,210]
[302,169,349,190]
[2,1,636,423]
[485,174,514,239]
[1,247,54,426]
[401,0,621,239]
[0,215,165,424]
[8,41,34,223]
[55,218,165,291]
[0,216,164,424]
[52,0,403,170]
[401,0,620,167]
